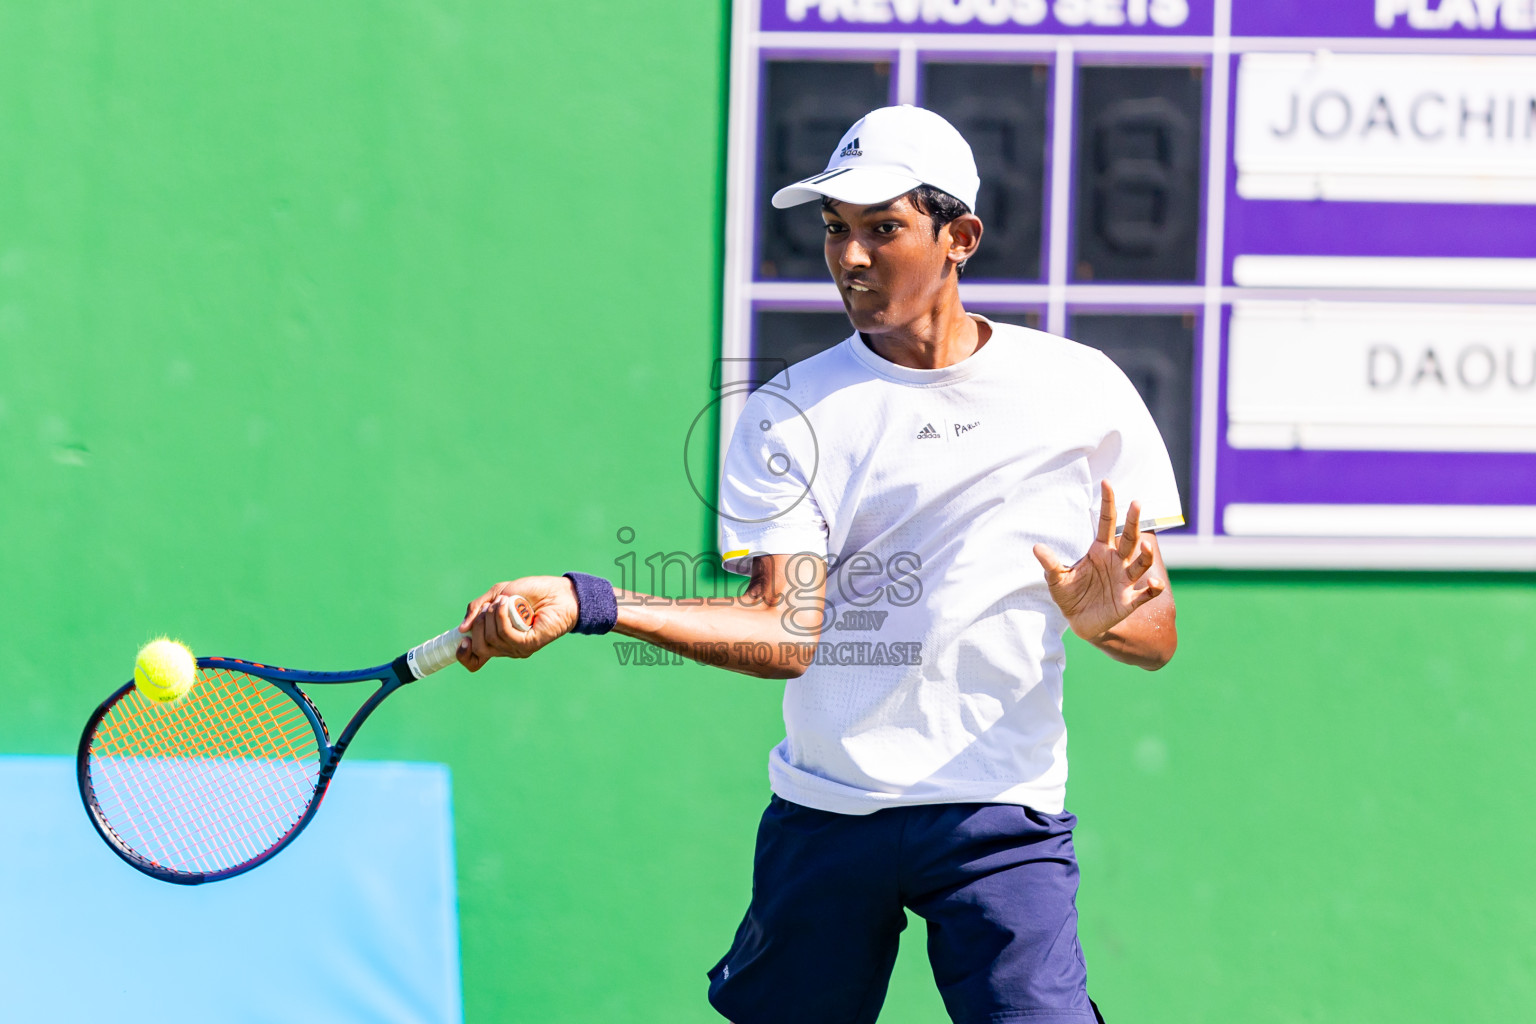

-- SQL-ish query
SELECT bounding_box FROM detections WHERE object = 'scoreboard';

[718,0,1536,569]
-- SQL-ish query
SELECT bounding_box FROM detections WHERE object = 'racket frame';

[77,653,418,885]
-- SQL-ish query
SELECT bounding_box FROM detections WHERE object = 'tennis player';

[457,104,1183,1024]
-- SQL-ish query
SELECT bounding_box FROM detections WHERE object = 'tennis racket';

[77,594,534,885]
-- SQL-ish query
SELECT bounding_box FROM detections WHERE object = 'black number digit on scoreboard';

[1073,66,1204,282]
[921,62,1050,281]
[1069,313,1196,519]
[752,311,856,378]
[759,61,893,281]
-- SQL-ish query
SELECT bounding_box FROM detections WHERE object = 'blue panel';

[0,756,462,1024]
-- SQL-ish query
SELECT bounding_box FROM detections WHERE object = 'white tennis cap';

[771,105,979,213]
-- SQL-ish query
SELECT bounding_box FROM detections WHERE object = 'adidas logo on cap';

[838,137,862,158]
[916,423,941,439]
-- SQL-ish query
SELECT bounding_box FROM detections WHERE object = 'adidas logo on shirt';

[916,423,941,439]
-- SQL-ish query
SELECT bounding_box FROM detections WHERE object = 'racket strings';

[93,675,319,871]
[86,668,324,876]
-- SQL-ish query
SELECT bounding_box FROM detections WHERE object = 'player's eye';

[875,222,900,235]
[823,222,846,235]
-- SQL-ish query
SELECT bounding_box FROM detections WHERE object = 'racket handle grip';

[403,627,464,680]
[403,594,534,680]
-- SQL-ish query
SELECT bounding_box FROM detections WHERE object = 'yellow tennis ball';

[134,638,197,703]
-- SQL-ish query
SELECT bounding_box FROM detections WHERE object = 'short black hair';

[909,185,972,278]
[820,185,975,277]
[907,184,971,240]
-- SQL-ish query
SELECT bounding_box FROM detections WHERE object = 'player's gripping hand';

[456,575,580,672]
[1032,480,1164,641]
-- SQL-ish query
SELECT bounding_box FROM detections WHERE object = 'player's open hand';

[456,575,580,672]
[1033,481,1164,641]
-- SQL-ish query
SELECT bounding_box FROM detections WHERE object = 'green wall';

[3,3,1533,1021]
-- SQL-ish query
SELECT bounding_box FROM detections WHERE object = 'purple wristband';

[563,572,618,635]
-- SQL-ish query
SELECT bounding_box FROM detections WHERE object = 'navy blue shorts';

[707,797,1105,1024]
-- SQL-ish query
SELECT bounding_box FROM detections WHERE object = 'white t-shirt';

[717,315,1183,816]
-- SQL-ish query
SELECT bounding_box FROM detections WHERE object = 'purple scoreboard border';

[760,0,1536,39]
[760,0,1218,36]
[1215,47,1536,516]
[1232,1,1536,39]
[748,45,1216,530]
[738,0,1536,558]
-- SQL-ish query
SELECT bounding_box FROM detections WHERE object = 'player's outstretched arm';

[1032,480,1178,670]
[455,552,827,680]
[612,552,827,680]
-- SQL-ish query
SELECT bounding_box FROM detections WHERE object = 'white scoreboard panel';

[719,0,1536,569]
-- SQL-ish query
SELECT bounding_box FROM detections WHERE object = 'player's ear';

[946,214,982,266]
